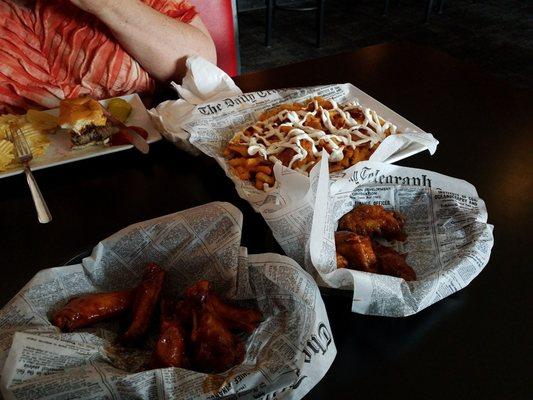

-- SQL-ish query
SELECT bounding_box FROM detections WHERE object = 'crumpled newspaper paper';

[149,56,242,153]
[308,158,494,316]
[0,202,336,399]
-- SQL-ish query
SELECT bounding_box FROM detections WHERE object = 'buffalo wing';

[185,280,262,334]
[338,204,406,241]
[372,242,417,281]
[52,289,134,332]
[335,231,378,273]
[190,307,245,373]
[150,300,189,369]
[336,204,417,281]
[120,263,165,345]
[52,269,261,374]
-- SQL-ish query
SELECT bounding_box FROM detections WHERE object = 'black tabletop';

[1,42,531,399]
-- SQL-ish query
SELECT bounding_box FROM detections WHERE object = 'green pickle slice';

[107,98,132,123]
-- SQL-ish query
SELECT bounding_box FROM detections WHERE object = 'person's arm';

[69,0,216,81]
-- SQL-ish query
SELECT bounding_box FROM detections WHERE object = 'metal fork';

[7,123,52,224]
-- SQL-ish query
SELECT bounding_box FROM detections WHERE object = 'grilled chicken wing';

[372,242,417,281]
[120,263,165,345]
[150,300,189,369]
[338,204,406,241]
[52,290,134,332]
[335,231,378,273]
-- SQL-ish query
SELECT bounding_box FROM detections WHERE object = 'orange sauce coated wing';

[51,290,134,332]
[372,242,417,281]
[120,263,165,345]
[338,204,406,241]
[206,295,262,334]
[335,231,378,273]
[191,309,245,374]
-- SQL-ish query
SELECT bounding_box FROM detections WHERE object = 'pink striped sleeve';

[0,0,198,114]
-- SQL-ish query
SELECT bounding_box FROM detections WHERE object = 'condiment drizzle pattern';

[229,99,398,173]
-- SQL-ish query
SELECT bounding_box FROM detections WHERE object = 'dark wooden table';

[1,42,531,399]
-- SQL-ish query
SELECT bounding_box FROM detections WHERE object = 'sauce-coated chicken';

[150,300,189,369]
[120,263,165,345]
[52,289,134,332]
[335,231,378,273]
[338,204,406,241]
[372,242,417,281]
[186,280,262,334]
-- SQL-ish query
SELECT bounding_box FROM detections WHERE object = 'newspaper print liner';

[175,83,438,212]
[308,159,494,317]
[0,202,336,400]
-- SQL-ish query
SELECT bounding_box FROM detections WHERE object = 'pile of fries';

[224,97,399,190]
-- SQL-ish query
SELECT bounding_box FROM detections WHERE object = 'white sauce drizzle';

[230,99,398,173]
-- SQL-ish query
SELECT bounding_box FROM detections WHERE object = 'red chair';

[188,0,240,76]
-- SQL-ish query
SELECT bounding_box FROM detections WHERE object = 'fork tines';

[8,122,33,163]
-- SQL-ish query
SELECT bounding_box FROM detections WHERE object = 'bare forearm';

[82,0,216,81]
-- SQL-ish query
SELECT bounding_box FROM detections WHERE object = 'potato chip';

[0,115,50,171]
[31,146,46,158]
[0,139,15,171]
[26,109,58,130]
[19,123,50,147]
[0,114,23,140]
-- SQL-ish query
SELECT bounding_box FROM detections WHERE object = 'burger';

[58,97,118,148]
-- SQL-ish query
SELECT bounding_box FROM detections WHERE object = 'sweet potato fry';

[234,166,251,180]
[245,157,262,168]
[252,165,272,175]
[226,144,249,157]
[228,157,246,167]
[255,172,275,185]
[225,97,399,191]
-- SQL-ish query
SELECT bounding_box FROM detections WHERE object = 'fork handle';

[24,165,52,224]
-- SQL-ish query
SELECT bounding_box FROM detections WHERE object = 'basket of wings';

[0,202,335,400]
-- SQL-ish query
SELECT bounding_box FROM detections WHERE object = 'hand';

[68,0,113,15]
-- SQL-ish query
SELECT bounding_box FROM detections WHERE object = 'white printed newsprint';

[308,158,494,316]
[0,202,336,399]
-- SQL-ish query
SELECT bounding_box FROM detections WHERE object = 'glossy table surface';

[1,42,531,399]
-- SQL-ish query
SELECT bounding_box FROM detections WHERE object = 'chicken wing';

[120,263,165,345]
[52,289,134,332]
[372,242,417,281]
[335,231,378,273]
[150,300,189,369]
[336,253,349,269]
[206,295,262,334]
[185,280,262,334]
[190,307,245,373]
[338,204,406,241]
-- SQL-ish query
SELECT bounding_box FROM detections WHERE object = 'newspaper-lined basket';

[308,159,494,317]
[0,202,336,400]
[151,71,439,267]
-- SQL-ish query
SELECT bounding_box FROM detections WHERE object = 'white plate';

[0,94,161,179]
